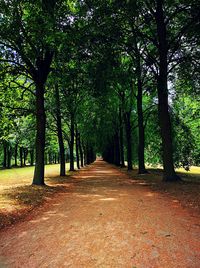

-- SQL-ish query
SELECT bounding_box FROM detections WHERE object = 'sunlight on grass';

[0,163,75,228]
[0,163,71,187]
[176,166,200,175]
[145,164,200,178]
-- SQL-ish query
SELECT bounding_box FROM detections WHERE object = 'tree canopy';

[0,0,199,184]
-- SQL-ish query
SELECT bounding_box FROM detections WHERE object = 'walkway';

[0,160,199,267]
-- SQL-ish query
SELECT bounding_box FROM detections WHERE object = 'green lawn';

[0,163,76,228]
[0,163,73,188]
[125,162,200,182]
[176,166,200,175]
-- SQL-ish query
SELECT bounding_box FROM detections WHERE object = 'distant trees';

[80,0,200,180]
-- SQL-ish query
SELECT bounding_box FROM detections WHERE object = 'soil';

[0,160,199,268]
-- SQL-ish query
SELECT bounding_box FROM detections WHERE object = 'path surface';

[0,160,199,268]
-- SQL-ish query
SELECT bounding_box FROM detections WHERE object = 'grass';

[0,163,72,187]
[126,161,200,178]
[120,164,200,216]
[175,166,200,182]
[142,164,200,182]
[0,163,76,229]
[152,166,200,183]
[176,166,200,174]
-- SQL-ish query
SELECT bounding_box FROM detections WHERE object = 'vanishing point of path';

[0,160,200,268]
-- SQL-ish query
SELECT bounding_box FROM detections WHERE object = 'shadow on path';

[0,160,200,268]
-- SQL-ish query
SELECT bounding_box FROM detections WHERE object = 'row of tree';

[0,0,199,185]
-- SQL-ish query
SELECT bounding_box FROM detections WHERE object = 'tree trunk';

[69,114,75,171]
[135,44,148,174]
[155,0,180,181]
[86,142,91,165]
[55,84,66,176]
[31,50,53,185]
[14,144,18,166]
[91,147,96,163]
[114,131,120,166]
[124,111,133,170]
[47,153,50,164]
[20,147,23,167]
[23,148,28,166]
[3,141,7,168]
[83,143,87,165]
[32,83,46,185]
[75,125,80,169]
[30,149,34,166]
[119,107,125,167]
[66,147,69,162]
[43,153,46,165]
[86,143,90,165]
[79,136,84,167]
[7,144,12,169]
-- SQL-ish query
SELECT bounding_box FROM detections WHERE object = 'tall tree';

[0,1,57,184]
[54,83,66,176]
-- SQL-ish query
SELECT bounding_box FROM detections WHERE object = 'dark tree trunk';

[44,153,47,165]
[91,147,96,163]
[114,131,120,166]
[135,44,148,174]
[55,84,65,176]
[30,149,34,166]
[3,141,7,168]
[14,144,18,166]
[79,137,84,167]
[20,147,23,167]
[66,147,69,162]
[86,143,92,165]
[23,148,28,166]
[69,114,75,171]
[32,51,53,185]
[86,143,90,165]
[23,148,25,166]
[124,111,133,170]
[83,143,87,165]
[75,125,80,169]
[48,153,51,164]
[7,145,12,169]
[137,93,147,174]
[119,107,125,167]
[87,146,95,164]
[32,83,46,185]
[155,0,180,181]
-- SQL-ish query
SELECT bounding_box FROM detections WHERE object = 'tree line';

[0,0,199,185]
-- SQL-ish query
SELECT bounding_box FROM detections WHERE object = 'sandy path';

[0,160,199,268]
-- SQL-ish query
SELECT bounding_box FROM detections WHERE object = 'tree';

[132,0,199,180]
[0,0,78,184]
[54,83,66,176]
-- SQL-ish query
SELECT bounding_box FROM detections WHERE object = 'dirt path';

[0,160,199,268]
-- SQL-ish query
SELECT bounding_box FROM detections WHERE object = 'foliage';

[0,0,199,178]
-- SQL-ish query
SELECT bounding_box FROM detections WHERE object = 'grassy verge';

[119,165,200,214]
[0,163,71,186]
[0,164,76,229]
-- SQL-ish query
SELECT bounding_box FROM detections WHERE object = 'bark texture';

[124,111,133,171]
[155,0,180,181]
[55,84,66,176]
